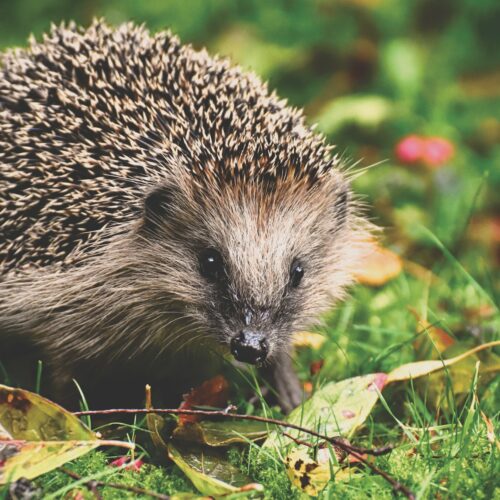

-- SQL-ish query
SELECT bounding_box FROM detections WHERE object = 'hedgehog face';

[139,173,361,365]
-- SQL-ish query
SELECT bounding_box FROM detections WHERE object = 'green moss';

[37,451,195,498]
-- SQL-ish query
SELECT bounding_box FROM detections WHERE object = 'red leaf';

[310,360,324,376]
[179,375,229,424]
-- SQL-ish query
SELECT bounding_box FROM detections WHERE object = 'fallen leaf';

[463,304,496,321]
[479,408,500,451]
[8,477,41,500]
[0,385,132,484]
[167,443,262,497]
[414,323,455,357]
[179,376,229,424]
[386,340,500,384]
[0,422,12,440]
[285,445,354,496]
[264,373,386,449]
[408,308,455,358]
[292,331,325,350]
[303,381,313,393]
[416,342,500,410]
[170,494,212,500]
[468,216,500,245]
[285,447,335,496]
[310,360,324,376]
[266,341,500,454]
[354,244,402,286]
[172,420,269,446]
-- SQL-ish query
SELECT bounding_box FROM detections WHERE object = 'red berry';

[395,135,425,164]
[422,137,454,167]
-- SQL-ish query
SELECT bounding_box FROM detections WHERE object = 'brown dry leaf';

[179,376,229,425]
[481,411,500,451]
[409,308,455,358]
[292,331,326,349]
[354,243,403,286]
[475,395,500,451]
[414,322,455,355]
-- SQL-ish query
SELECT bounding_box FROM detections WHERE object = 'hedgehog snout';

[230,329,269,365]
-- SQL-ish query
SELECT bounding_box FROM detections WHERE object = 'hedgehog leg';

[45,363,83,411]
[262,351,303,413]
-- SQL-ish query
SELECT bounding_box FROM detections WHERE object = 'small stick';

[74,407,412,498]
[60,467,170,500]
[74,407,390,456]
[282,431,315,448]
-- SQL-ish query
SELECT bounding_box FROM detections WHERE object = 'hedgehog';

[0,20,371,412]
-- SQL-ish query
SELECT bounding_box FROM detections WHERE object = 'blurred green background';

[1,0,498,282]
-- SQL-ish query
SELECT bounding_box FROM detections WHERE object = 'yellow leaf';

[386,341,500,384]
[265,373,387,449]
[1,440,97,483]
[285,446,352,496]
[0,385,132,483]
[167,443,262,497]
[354,244,402,286]
[292,331,325,349]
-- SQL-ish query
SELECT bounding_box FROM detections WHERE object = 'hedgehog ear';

[142,185,175,232]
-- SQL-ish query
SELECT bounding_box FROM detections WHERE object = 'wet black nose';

[230,329,268,365]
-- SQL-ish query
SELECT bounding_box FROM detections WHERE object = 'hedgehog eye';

[199,248,225,282]
[290,259,304,288]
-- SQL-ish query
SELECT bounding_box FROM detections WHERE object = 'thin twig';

[74,407,391,456]
[60,467,170,500]
[74,406,412,498]
[282,431,315,448]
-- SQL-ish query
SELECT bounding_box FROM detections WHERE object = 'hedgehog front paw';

[261,351,303,414]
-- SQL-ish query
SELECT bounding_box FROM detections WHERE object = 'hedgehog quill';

[0,21,371,412]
